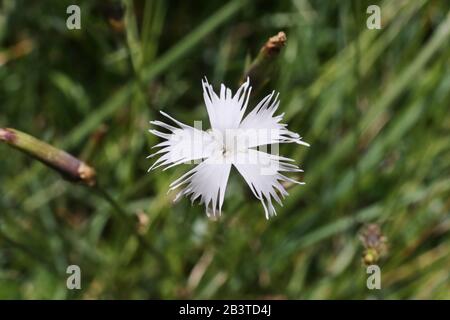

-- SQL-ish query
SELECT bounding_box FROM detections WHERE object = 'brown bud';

[260,31,287,57]
[241,31,287,91]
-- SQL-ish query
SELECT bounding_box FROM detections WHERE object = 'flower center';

[206,129,242,160]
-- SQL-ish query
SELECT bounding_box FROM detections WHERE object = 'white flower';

[148,78,309,219]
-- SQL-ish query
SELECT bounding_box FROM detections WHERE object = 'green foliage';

[0,0,449,299]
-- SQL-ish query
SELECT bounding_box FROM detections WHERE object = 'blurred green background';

[1,0,449,299]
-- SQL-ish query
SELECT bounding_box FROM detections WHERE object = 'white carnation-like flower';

[148,78,309,219]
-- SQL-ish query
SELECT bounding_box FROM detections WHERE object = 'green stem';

[94,184,168,267]
[0,230,62,275]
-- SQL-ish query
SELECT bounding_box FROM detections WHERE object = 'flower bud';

[0,128,96,186]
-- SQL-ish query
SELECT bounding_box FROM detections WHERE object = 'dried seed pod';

[359,223,388,265]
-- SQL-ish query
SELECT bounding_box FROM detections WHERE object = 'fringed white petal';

[202,77,252,132]
[169,157,232,217]
[239,91,309,147]
[233,149,304,219]
[148,78,308,219]
[148,111,217,171]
